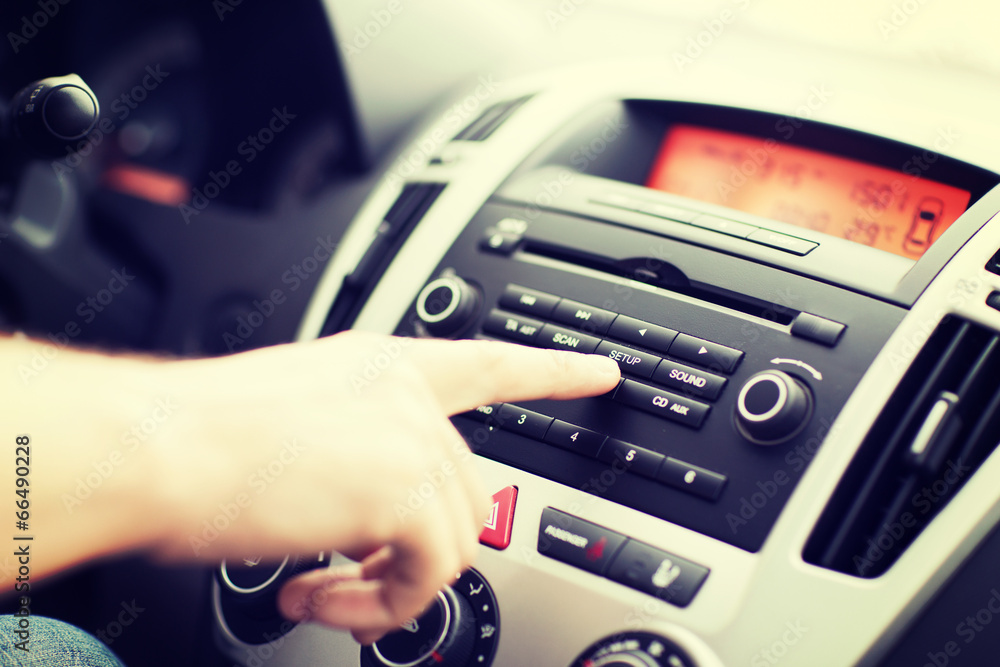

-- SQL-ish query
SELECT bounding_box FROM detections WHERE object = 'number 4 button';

[543,420,606,458]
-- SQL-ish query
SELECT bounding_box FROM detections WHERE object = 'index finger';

[403,338,621,415]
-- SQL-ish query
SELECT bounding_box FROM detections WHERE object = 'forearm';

[0,334,169,585]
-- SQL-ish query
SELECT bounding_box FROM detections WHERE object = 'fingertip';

[583,352,622,387]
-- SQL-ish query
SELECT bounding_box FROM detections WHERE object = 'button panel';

[461,403,727,505]
[539,508,709,607]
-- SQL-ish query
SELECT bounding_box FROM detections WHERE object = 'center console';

[211,61,1000,666]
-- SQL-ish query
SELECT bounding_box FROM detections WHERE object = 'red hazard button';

[479,486,517,550]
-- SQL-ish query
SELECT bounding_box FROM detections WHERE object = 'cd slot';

[520,237,797,327]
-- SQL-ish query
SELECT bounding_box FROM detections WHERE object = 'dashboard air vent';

[453,95,532,142]
[804,315,1000,577]
[320,183,447,335]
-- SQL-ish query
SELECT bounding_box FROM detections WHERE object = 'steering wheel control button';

[538,323,601,354]
[606,540,709,607]
[616,380,710,429]
[735,370,813,444]
[219,555,289,595]
[597,439,664,479]
[479,486,518,550]
[544,420,606,457]
[596,341,660,379]
[537,508,627,576]
[498,404,553,440]
[551,299,617,335]
[415,275,481,338]
[652,360,727,401]
[657,458,727,501]
[608,315,678,354]
[498,284,559,318]
[668,334,743,373]
[571,632,697,667]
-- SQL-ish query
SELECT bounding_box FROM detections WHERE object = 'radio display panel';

[646,124,972,259]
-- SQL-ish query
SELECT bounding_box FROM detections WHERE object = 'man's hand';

[155,332,620,643]
[1,330,618,643]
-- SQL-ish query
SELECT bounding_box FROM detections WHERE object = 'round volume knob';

[735,370,813,445]
[363,587,475,667]
[415,275,480,338]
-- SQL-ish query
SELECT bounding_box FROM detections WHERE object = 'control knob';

[9,74,99,157]
[362,587,475,667]
[415,275,481,337]
[734,370,813,444]
[571,632,697,667]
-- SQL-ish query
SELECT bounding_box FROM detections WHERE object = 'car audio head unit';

[215,62,1000,667]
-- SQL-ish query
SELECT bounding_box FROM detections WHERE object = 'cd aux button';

[615,380,711,429]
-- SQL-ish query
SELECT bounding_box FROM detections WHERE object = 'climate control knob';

[735,370,813,445]
[571,632,697,667]
[415,275,481,338]
[362,587,474,667]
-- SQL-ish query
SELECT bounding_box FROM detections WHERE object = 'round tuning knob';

[10,74,99,157]
[735,370,813,445]
[415,275,481,338]
[363,587,475,667]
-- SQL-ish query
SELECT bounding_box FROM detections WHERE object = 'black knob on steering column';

[9,74,99,158]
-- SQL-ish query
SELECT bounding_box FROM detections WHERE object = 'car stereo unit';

[213,62,1000,667]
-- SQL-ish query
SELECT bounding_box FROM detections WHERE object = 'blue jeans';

[0,615,126,667]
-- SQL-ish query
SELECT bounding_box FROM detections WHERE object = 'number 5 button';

[543,420,606,457]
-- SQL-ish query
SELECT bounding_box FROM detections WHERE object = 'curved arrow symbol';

[771,358,823,381]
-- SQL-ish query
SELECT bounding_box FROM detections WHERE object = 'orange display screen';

[646,125,971,259]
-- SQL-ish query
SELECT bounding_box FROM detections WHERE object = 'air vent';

[805,316,1000,577]
[453,95,532,142]
[320,183,446,335]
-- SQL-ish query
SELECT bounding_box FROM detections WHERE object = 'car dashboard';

[5,2,1000,666]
